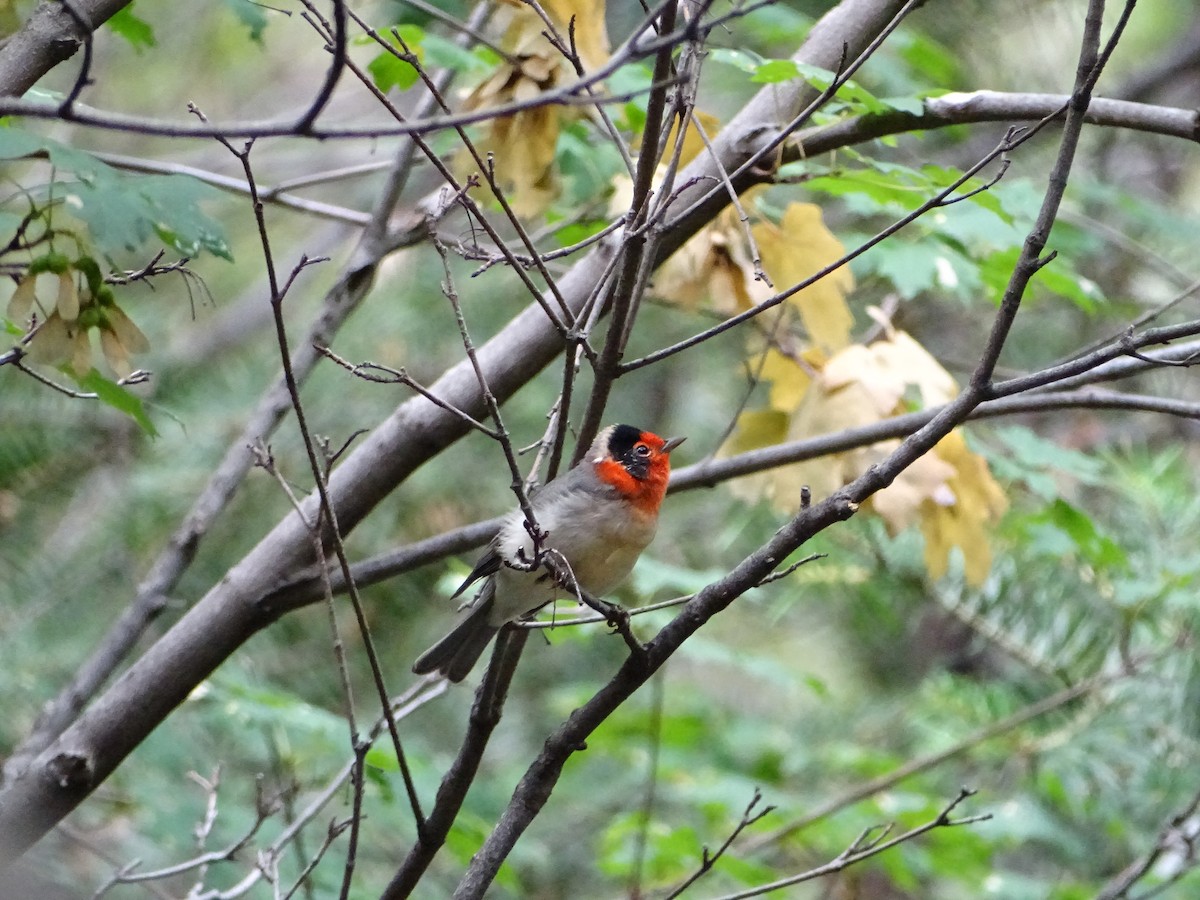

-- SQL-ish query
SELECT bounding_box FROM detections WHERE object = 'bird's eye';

[635,444,651,457]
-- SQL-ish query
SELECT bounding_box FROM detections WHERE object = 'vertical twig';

[226,141,425,853]
[572,0,682,461]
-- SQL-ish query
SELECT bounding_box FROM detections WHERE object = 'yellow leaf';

[822,331,956,417]
[542,0,610,71]
[6,276,37,322]
[720,328,1008,585]
[655,110,722,170]
[755,203,854,354]
[721,409,799,507]
[918,432,1008,586]
[741,371,880,508]
[485,104,561,217]
[759,348,812,412]
[654,209,771,312]
[26,313,74,365]
[105,306,150,354]
[870,449,957,533]
[724,409,790,455]
[56,271,80,322]
[460,0,602,218]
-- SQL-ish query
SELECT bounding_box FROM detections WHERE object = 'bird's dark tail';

[412,590,499,683]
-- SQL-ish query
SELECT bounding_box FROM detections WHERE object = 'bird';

[412,424,685,682]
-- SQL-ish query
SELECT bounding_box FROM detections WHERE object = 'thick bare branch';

[0,0,130,98]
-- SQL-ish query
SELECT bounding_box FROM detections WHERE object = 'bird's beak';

[661,436,686,454]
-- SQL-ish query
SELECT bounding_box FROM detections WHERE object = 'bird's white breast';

[487,487,658,623]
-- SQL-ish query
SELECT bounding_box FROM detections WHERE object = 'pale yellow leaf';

[918,432,1008,586]
[755,203,854,354]
[822,330,957,416]
[655,110,723,170]
[774,376,879,505]
[56,271,80,322]
[459,0,592,218]
[481,104,562,217]
[759,348,812,412]
[654,209,771,312]
[69,326,92,376]
[100,327,132,377]
[106,306,150,354]
[869,330,958,407]
[543,0,610,71]
[870,450,957,533]
[6,276,36,322]
[720,328,1007,585]
[26,313,73,365]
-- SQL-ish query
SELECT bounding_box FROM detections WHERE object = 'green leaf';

[0,127,231,260]
[980,248,1102,310]
[553,219,606,248]
[797,162,936,210]
[750,59,801,84]
[77,370,158,436]
[421,31,495,76]
[610,62,651,133]
[791,63,887,113]
[364,743,401,772]
[738,4,812,46]
[107,6,156,50]
[368,51,420,93]
[557,121,624,209]
[1030,499,1127,569]
[223,0,270,43]
[986,425,1105,498]
[707,48,763,74]
[798,156,1021,225]
[140,174,232,259]
[362,24,425,93]
[0,127,52,160]
[866,239,974,299]
[881,95,925,115]
[0,210,25,238]
[894,30,964,87]
[712,53,889,115]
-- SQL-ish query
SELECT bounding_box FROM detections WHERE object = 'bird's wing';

[450,543,503,599]
[449,468,614,600]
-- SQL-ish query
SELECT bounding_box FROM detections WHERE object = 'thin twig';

[379,631,528,899]
[228,142,424,845]
[663,789,775,900]
[711,790,988,900]
[572,0,682,460]
[315,345,499,438]
[1095,785,1200,900]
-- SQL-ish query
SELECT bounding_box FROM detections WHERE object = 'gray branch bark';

[0,0,131,97]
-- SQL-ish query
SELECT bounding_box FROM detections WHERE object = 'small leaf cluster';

[8,251,149,378]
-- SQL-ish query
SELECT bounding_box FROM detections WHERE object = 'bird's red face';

[593,425,685,515]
